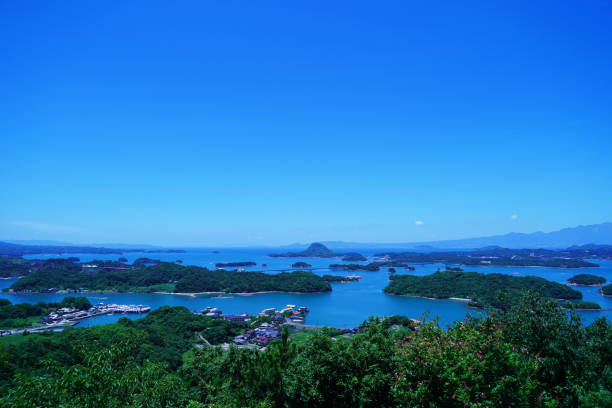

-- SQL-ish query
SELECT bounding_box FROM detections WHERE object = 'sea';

[1,248,610,329]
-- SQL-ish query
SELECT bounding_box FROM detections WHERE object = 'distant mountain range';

[290,222,612,250]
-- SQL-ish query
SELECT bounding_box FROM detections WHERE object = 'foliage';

[0,294,610,407]
[603,284,612,296]
[393,319,554,407]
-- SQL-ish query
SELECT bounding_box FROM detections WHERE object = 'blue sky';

[1,1,611,246]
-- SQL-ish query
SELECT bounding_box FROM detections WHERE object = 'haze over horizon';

[2,1,611,246]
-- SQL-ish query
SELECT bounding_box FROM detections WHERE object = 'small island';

[342,252,367,262]
[270,243,366,262]
[215,261,257,268]
[601,284,612,296]
[321,275,360,283]
[291,262,312,268]
[384,270,582,308]
[561,301,601,310]
[329,261,412,272]
[567,274,606,286]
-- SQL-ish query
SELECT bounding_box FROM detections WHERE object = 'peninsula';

[6,260,331,294]
[375,246,599,268]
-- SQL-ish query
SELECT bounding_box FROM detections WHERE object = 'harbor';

[0,302,151,337]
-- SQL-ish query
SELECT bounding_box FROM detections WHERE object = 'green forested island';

[0,293,610,407]
[290,261,312,268]
[561,301,602,310]
[384,271,582,308]
[321,275,360,283]
[567,274,606,286]
[602,284,612,296]
[6,260,331,294]
[215,261,257,268]
[375,247,598,268]
[329,261,414,272]
[270,243,366,261]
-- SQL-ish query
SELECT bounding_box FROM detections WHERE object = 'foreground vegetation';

[384,270,582,308]
[7,261,331,294]
[0,293,610,407]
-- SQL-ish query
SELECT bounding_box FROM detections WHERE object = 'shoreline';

[153,290,331,297]
[2,289,332,296]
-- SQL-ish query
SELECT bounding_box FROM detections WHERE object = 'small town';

[199,304,327,349]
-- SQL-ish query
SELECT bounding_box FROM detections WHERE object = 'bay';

[1,248,610,329]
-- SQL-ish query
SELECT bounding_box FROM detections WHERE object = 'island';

[561,301,601,310]
[567,274,606,286]
[329,261,412,272]
[374,246,599,268]
[341,252,367,262]
[383,270,582,308]
[6,261,332,294]
[270,243,366,262]
[215,261,257,268]
[291,262,312,268]
[602,284,612,296]
[321,275,360,283]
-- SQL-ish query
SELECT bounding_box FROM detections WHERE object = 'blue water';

[0,249,609,329]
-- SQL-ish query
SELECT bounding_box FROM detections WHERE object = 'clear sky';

[1,1,611,246]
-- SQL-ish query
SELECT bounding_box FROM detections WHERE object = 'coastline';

[385,292,472,303]
[153,290,331,297]
[567,282,606,287]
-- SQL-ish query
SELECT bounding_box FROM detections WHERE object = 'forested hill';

[375,246,602,268]
[269,243,367,261]
[7,261,331,294]
[384,271,582,308]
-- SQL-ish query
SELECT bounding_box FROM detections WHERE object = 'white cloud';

[510,214,518,220]
[9,221,82,233]
[414,220,424,226]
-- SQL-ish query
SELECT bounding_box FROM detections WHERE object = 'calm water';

[1,249,610,329]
